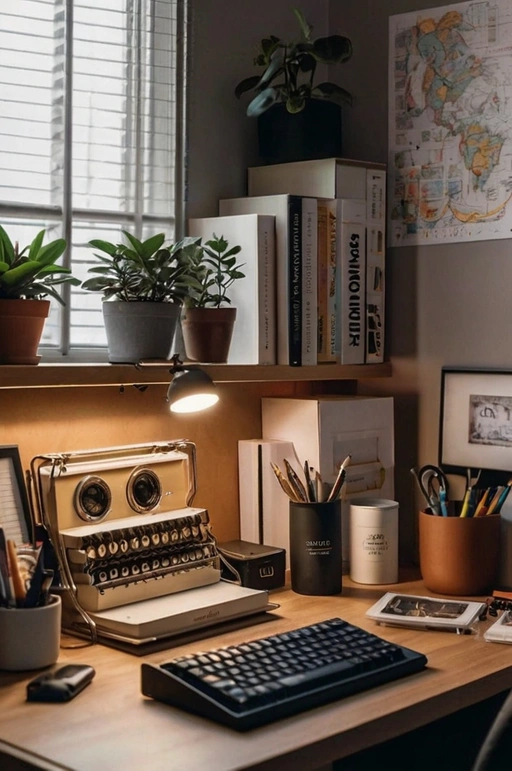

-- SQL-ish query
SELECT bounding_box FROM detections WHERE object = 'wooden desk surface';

[1,576,511,771]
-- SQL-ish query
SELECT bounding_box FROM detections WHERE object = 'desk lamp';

[137,355,219,414]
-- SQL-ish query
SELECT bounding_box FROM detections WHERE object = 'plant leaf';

[122,231,144,255]
[35,239,67,266]
[313,82,353,106]
[312,35,353,64]
[234,75,262,99]
[28,230,46,260]
[88,239,119,256]
[247,87,279,117]
[141,233,166,258]
[0,225,15,266]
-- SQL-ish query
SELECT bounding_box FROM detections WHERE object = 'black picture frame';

[0,445,33,544]
[439,367,512,481]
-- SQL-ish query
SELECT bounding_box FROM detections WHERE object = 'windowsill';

[0,362,392,389]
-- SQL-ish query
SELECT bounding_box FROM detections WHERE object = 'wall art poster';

[389,1,512,247]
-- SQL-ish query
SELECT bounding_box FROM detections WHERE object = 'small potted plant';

[81,231,202,363]
[234,8,353,164]
[0,225,80,364]
[181,234,244,363]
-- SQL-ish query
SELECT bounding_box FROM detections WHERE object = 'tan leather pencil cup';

[419,509,500,596]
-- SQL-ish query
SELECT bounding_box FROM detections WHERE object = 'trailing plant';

[0,225,79,305]
[184,234,244,308]
[82,231,203,304]
[234,8,353,117]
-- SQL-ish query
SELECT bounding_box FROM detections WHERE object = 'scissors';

[416,464,450,516]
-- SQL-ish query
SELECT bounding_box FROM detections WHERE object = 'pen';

[438,487,449,517]
[283,458,308,502]
[303,461,317,502]
[270,462,301,502]
[327,455,351,502]
[494,482,512,514]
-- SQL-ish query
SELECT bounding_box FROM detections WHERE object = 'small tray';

[366,592,485,633]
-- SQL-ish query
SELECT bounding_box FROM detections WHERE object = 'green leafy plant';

[234,8,353,117]
[185,234,245,308]
[0,226,79,305]
[82,231,203,304]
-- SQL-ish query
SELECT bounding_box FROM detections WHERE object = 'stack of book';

[188,157,386,366]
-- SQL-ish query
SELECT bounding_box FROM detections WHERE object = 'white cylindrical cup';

[0,594,61,671]
[349,498,399,584]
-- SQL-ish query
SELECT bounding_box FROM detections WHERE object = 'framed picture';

[0,445,32,544]
[440,367,512,476]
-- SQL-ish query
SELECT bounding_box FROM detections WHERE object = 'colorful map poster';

[389,2,512,246]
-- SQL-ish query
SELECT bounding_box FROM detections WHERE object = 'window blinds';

[0,0,184,354]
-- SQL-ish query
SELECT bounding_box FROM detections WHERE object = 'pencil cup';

[0,594,61,671]
[289,499,342,595]
[349,499,399,584]
[419,509,500,596]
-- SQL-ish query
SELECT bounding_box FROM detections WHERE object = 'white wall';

[187,0,512,561]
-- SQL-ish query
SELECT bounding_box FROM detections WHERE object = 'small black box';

[219,540,286,591]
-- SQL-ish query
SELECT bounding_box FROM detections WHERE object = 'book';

[321,200,339,363]
[248,157,385,199]
[238,438,298,569]
[187,214,276,365]
[337,200,366,364]
[365,169,386,363]
[301,198,318,366]
[316,202,330,363]
[219,194,311,366]
[87,581,272,641]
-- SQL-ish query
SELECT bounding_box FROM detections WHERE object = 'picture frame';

[366,592,485,632]
[439,367,512,477]
[0,445,33,544]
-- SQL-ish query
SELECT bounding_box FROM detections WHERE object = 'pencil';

[283,458,308,502]
[270,462,301,502]
[327,455,351,502]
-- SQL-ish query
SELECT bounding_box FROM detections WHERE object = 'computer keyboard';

[141,617,428,730]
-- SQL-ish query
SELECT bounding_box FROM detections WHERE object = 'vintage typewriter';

[29,441,248,646]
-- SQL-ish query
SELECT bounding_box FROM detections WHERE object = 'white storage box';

[261,396,394,570]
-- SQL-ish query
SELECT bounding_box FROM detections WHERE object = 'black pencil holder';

[289,499,342,595]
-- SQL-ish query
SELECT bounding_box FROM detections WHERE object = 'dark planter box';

[257,100,342,166]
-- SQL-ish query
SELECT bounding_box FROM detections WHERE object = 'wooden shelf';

[0,362,391,389]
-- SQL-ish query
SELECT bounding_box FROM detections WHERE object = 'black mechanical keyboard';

[141,617,428,730]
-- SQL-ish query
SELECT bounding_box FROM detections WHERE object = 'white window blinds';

[0,0,186,357]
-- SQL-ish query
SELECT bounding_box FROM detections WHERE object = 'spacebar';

[278,660,356,690]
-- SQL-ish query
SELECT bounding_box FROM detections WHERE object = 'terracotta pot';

[0,299,50,364]
[419,508,500,595]
[181,307,236,363]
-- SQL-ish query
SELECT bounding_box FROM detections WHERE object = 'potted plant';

[234,8,353,165]
[81,231,202,363]
[181,234,244,363]
[0,225,79,364]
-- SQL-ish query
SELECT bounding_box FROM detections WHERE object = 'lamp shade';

[167,368,219,414]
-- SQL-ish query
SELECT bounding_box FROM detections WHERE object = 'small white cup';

[349,498,399,584]
[0,594,61,671]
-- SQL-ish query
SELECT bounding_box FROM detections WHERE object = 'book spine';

[316,203,329,363]
[339,222,366,364]
[257,218,276,365]
[288,196,302,366]
[301,198,318,367]
[365,170,386,363]
[326,201,338,363]
[338,201,366,365]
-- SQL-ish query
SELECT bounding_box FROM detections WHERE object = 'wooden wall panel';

[0,380,312,544]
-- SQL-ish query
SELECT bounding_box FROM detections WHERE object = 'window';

[0,0,187,360]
